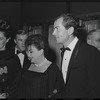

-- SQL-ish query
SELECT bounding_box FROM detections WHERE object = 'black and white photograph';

[0,0,100,99]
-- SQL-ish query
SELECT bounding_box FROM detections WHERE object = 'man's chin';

[21,48,25,51]
[56,38,62,44]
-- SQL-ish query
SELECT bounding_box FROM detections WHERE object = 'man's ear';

[40,49,44,55]
[68,26,74,35]
[87,37,91,45]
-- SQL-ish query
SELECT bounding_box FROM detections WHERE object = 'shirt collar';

[67,37,78,51]
[15,46,22,54]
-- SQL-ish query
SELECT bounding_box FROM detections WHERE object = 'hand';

[48,89,58,98]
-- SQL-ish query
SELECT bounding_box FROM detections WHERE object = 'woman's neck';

[35,55,46,67]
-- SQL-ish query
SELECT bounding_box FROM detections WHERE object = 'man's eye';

[56,27,60,31]
[30,51,33,53]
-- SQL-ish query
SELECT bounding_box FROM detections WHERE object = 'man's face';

[0,31,9,51]
[52,17,69,44]
[14,34,28,51]
[87,32,100,51]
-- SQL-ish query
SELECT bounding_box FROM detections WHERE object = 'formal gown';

[14,62,64,98]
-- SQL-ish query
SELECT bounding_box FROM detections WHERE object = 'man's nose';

[52,30,56,36]
[22,41,25,45]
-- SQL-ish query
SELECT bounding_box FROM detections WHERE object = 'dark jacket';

[62,39,100,98]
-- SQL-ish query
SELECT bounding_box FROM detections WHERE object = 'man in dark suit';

[52,13,100,98]
[11,30,31,70]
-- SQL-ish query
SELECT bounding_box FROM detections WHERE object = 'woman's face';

[26,45,43,63]
[0,31,9,51]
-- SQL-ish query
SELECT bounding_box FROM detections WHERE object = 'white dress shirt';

[15,47,25,67]
[62,37,78,83]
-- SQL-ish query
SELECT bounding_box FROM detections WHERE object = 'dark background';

[0,1,100,30]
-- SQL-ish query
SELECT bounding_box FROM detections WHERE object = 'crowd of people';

[0,13,100,98]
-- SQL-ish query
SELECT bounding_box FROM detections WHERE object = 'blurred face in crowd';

[52,17,74,46]
[0,31,9,51]
[26,45,43,64]
[87,31,100,51]
[14,34,28,51]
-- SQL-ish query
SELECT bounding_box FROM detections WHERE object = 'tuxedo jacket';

[62,39,100,98]
[10,47,31,70]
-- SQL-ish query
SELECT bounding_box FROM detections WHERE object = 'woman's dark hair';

[0,19,11,39]
[25,34,48,57]
[0,28,11,39]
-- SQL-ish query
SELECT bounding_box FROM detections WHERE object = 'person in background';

[10,30,31,70]
[52,13,100,98]
[0,26,20,98]
[87,29,100,51]
[12,34,64,98]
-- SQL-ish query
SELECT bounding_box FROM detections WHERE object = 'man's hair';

[14,30,28,39]
[87,29,100,39]
[55,13,79,36]
[88,29,100,36]
[0,28,11,39]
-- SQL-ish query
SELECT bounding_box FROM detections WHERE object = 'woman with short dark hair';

[15,34,64,98]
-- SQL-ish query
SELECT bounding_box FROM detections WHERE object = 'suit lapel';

[65,40,82,85]
[11,47,16,54]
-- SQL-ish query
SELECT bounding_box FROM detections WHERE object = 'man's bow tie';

[60,47,71,52]
[60,47,71,69]
[16,50,25,54]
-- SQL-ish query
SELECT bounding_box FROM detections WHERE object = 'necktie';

[60,47,71,70]
[16,50,25,55]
